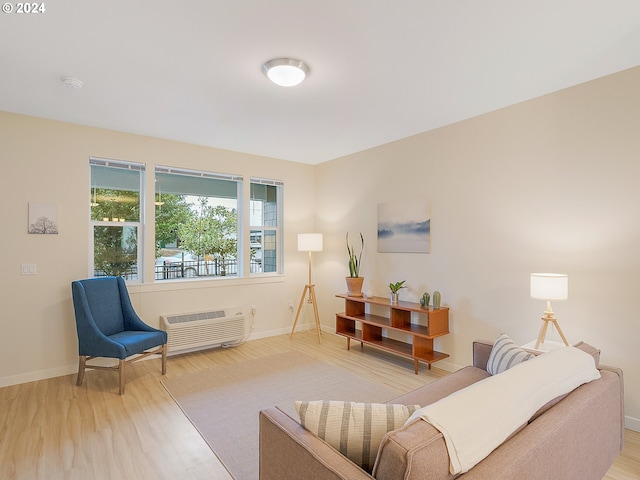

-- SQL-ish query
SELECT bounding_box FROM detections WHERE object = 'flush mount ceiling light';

[61,76,84,89]
[262,58,310,87]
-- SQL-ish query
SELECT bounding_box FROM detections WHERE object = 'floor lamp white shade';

[530,273,569,348]
[530,273,568,301]
[299,233,322,285]
[298,233,323,252]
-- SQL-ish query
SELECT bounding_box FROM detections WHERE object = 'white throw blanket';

[405,346,601,474]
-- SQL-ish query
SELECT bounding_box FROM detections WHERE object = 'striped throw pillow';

[487,333,535,375]
[295,400,419,472]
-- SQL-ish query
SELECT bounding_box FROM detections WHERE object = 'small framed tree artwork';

[28,203,59,234]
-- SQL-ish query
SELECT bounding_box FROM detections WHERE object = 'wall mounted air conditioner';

[160,307,245,354]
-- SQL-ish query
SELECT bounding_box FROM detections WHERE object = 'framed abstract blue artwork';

[377,201,430,253]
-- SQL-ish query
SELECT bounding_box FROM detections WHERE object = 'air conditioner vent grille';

[165,309,227,324]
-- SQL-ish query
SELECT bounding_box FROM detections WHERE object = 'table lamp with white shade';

[530,273,569,349]
[290,233,323,343]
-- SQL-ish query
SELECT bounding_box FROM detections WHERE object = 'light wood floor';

[1,330,638,479]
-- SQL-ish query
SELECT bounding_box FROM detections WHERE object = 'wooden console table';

[335,294,449,373]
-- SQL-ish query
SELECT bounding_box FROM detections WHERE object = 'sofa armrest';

[472,339,494,371]
[599,364,625,450]
[259,407,374,480]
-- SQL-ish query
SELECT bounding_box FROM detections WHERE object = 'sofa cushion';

[486,333,534,375]
[295,400,419,472]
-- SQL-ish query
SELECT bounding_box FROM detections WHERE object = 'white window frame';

[89,157,145,283]
[250,177,284,275]
[155,165,244,281]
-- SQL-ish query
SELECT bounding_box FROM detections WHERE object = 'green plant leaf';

[389,280,406,293]
[346,232,364,278]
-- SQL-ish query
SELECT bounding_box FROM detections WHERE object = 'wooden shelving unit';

[335,294,449,373]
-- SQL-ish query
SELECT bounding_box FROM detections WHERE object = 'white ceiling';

[2,1,640,165]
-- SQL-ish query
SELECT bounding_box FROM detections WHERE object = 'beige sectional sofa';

[259,339,624,480]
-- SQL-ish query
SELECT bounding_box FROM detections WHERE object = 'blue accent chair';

[71,276,168,394]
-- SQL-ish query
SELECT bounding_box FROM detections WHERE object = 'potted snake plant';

[345,232,364,297]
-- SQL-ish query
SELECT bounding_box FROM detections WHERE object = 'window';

[88,162,281,282]
[250,178,284,274]
[155,166,242,280]
[90,158,144,281]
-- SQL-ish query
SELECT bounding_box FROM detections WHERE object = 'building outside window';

[89,158,144,281]
[250,178,283,274]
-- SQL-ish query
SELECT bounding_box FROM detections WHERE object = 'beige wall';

[2,66,638,429]
[314,66,640,429]
[0,112,316,384]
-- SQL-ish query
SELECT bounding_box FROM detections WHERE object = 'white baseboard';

[0,354,161,388]
[247,326,293,341]
[247,322,321,341]
[0,364,77,389]
[625,415,640,432]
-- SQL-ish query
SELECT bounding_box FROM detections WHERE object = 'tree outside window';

[178,199,238,276]
[154,166,242,280]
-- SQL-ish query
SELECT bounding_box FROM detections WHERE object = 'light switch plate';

[21,263,37,275]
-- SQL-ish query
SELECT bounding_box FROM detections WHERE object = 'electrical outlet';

[251,305,256,314]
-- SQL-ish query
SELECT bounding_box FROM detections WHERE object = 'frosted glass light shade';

[530,273,568,300]
[262,58,310,87]
[298,233,323,252]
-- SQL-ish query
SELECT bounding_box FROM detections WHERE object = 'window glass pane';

[249,229,263,273]
[250,183,278,227]
[93,225,139,280]
[90,159,143,282]
[155,167,241,281]
[90,165,140,222]
[262,229,278,273]
[250,179,283,274]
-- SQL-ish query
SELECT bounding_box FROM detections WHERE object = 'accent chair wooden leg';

[161,344,167,375]
[119,359,126,395]
[77,355,86,386]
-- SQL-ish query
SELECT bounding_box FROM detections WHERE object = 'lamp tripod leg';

[290,286,309,339]
[308,285,321,343]
[552,320,570,346]
[535,319,550,349]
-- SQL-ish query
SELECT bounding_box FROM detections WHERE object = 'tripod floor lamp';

[530,273,570,349]
[290,233,323,343]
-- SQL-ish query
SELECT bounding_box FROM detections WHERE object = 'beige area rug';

[162,351,402,480]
